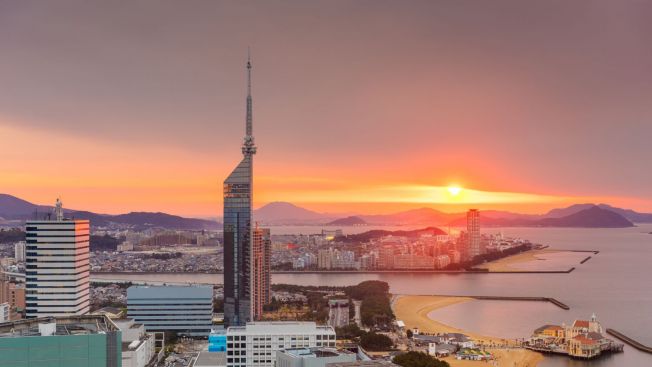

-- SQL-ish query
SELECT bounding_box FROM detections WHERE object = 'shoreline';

[392,295,544,366]
[481,248,561,272]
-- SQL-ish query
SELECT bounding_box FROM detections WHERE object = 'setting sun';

[447,186,462,196]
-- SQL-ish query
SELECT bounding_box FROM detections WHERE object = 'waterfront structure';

[127,285,213,337]
[276,347,356,367]
[14,241,26,263]
[225,321,336,367]
[252,226,271,320]
[0,314,122,367]
[25,198,90,318]
[466,209,482,259]
[223,54,258,327]
[393,254,435,270]
[327,299,349,328]
[377,246,394,269]
[114,318,161,367]
[527,314,623,359]
[317,248,333,269]
[435,255,451,269]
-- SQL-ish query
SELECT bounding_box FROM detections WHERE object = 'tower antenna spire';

[242,48,256,155]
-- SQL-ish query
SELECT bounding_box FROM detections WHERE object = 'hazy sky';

[1,0,651,216]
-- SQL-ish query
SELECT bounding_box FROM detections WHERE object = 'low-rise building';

[428,342,457,357]
[114,318,161,367]
[276,347,356,367]
[226,321,336,367]
[393,254,434,270]
[328,361,399,367]
[0,303,9,322]
[0,315,122,367]
[194,351,227,367]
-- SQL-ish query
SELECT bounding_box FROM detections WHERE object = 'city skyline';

[2,1,652,217]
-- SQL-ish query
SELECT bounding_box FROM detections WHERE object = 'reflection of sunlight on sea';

[427,300,565,339]
[510,251,590,271]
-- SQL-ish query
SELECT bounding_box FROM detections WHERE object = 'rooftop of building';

[227,321,334,334]
[573,320,590,328]
[0,315,119,338]
[193,351,227,367]
[281,347,354,359]
[127,284,213,299]
[534,324,563,334]
[327,360,399,367]
[92,306,124,316]
[25,219,89,224]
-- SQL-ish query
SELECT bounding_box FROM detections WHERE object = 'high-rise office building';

[252,225,271,320]
[127,285,213,337]
[223,54,258,326]
[466,209,481,258]
[25,199,90,318]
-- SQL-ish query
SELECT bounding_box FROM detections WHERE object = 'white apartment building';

[226,322,336,367]
[14,241,26,262]
[25,199,90,318]
[0,302,9,322]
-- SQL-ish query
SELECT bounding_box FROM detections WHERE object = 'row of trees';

[335,324,393,351]
[344,280,394,327]
[393,352,450,367]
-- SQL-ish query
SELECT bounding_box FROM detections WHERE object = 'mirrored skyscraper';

[223,55,256,326]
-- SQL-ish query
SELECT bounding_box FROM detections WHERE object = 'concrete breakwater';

[606,328,652,354]
[416,294,570,310]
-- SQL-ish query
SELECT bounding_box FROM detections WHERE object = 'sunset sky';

[1,1,651,217]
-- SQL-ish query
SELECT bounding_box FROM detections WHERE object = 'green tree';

[335,324,365,339]
[360,332,393,351]
[393,351,449,367]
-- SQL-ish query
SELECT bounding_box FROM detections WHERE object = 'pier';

[580,256,592,264]
[606,328,652,354]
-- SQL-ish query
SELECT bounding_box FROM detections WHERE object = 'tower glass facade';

[224,56,257,326]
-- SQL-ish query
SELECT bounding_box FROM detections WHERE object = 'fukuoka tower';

[223,54,257,327]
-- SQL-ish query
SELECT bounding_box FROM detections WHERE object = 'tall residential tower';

[466,209,482,259]
[223,55,258,326]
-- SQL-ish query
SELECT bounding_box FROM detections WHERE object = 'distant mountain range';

[252,201,648,228]
[2,193,648,230]
[253,202,331,225]
[0,194,220,230]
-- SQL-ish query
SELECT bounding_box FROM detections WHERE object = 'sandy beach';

[393,295,544,367]
[482,249,560,272]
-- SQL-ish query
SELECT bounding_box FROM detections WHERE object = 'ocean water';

[92,224,652,366]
